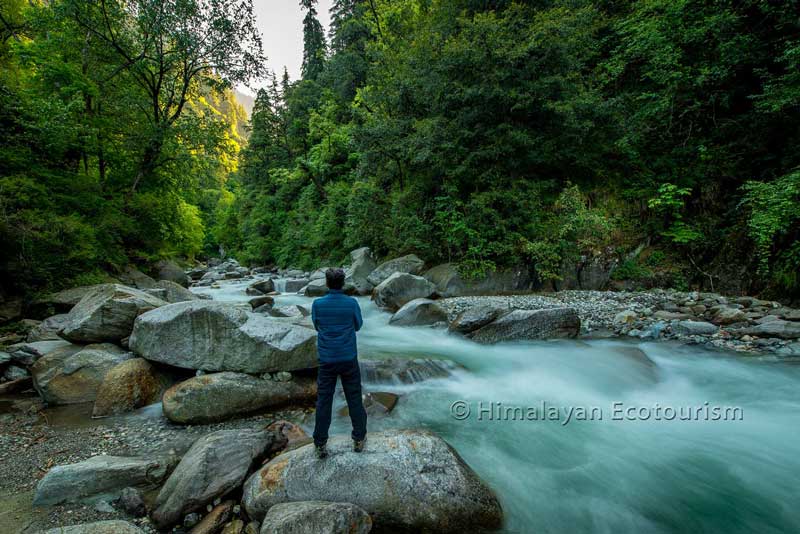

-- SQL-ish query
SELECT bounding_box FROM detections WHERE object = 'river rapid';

[194,278,800,534]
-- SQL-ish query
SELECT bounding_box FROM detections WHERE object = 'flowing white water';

[197,278,800,533]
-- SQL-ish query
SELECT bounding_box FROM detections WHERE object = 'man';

[310,268,367,459]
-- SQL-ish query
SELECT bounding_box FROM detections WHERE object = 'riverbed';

[194,278,800,533]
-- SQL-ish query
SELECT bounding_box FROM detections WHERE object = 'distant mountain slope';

[234,89,255,118]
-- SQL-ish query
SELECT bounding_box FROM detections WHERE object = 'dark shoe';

[315,442,328,459]
[353,438,366,453]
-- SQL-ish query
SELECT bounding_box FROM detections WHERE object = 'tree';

[299,0,327,80]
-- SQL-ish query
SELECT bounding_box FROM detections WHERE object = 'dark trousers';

[313,357,368,446]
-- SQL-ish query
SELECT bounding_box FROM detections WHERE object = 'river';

[193,278,800,533]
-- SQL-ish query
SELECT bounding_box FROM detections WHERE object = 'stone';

[92,358,172,417]
[8,339,77,366]
[4,364,29,381]
[32,343,131,405]
[250,279,275,294]
[448,304,505,334]
[162,372,316,424]
[359,358,461,384]
[129,301,317,373]
[367,254,426,286]
[155,280,200,303]
[339,391,399,417]
[300,278,328,297]
[265,420,311,452]
[152,429,279,529]
[34,454,176,506]
[277,278,309,293]
[27,314,71,342]
[652,310,693,321]
[222,519,245,534]
[261,501,372,534]
[712,306,747,325]
[742,320,800,340]
[388,298,447,327]
[59,284,167,343]
[344,247,376,295]
[117,266,158,289]
[36,520,145,534]
[249,296,275,310]
[154,259,190,287]
[189,501,234,534]
[274,371,293,382]
[242,430,502,532]
[116,487,147,517]
[469,308,580,343]
[423,263,533,296]
[269,305,310,319]
[673,320,719,336]
[613,310,637,324]
[372,272,437,312]
[244,521,260,534]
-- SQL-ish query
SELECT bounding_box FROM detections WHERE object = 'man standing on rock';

[310,268,367,458]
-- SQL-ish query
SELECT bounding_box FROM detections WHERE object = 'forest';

[2,0,799,302]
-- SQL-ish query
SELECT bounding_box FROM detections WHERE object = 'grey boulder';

[741,319,800,340]
[154,280,200,303]
[344,247,376,295]
[32,343,131,405]
[92,358,173,417]
[469,308,580,343]
[250,279,275,294]
[129,301,317,373]
[673,320,719,336]
[162,372,316,424]
[151,429,282,529]
[300,278,328,297]
[389,298,447,326]
[367,254,425,286]
[59,284,167,343]
[34,454,176,506]
[261,501,372,534]
[26,313,71,342]
[448,304,506,334]
[372,272,436,312]
[242,430,502,532]
[7,339,76,366]
[154,259,190,287]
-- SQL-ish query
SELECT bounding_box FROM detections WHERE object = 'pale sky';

[243,0,333,94]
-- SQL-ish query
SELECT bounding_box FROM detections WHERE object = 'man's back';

[311,289,363,363]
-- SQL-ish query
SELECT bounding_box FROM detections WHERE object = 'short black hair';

[325,268,345,290]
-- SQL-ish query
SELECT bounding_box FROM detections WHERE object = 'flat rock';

[652,310,693,321]
[372,272,436,312]
[389,298,447,326]
[32,343,131,405]
[34,454,176,506]
[448,304,505,334]
[742,320,800,340]
[8,339,77,366]
[242,430,502,532]
[162,372,316,424]
[92,358,173,417]
[261,501,372,534]
[367,254,425,286]
[129,301,317,373]
[36,520,145,534]
[712,307,747,325]
[60,284,167,343]
[673,320,719,336]
[469,308,580,343]
[152,430,279,529]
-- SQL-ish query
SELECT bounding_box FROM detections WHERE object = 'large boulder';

[117,266,158,290]
[33,286,102,314]
[34,454,176,506]
[162,372,317,424]
[389,298,447,327]
[154,259,190,287]
[424,263,533,297]
[250,279,275,294]
[36,520,145,534]
[367,254,425,287]
[154,280,200,303]
[448,304,505,334]
[344,247,377,295]
[469,308,580,343]
[32,343,131,405]
[279,278,310,293]
[7,339,77,366]
[741,319,800,340]
[712,306,747,325]
[129,301,317,373]
[359,358,461,384]
[151,429,281,529]
[261,501,372,534]
[26,313,71,342]
[372,273,436,312]
[300,278,328,297]
[92,358,173,417]
[242,430,502,532]
[59,284,167,343]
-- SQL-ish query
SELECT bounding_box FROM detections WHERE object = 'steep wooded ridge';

[2,0,799,307]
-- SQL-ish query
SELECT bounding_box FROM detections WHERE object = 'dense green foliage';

[0,0,259,295]
[223,0,799,298]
